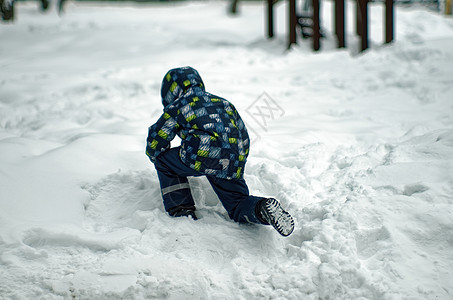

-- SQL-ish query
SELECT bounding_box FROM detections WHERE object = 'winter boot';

[257,198,294,237]
[168,205,198,220]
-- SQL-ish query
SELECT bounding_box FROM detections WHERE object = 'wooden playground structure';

[266,0,396,51]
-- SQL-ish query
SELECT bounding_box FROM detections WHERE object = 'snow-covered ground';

[1,0,453,299]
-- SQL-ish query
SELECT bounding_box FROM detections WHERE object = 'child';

[146,66,294,236]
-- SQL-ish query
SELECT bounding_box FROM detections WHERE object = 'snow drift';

[1,1,453,299]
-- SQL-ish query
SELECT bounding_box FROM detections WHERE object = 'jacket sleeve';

[145,111,179,163]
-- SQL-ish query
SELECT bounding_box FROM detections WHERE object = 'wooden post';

[356,0,361,36]
[267,0,275,38]
[1,0,14,21]
[446,0,452,15]
[313,0,321,51]
[385,0,394,43]
[358,0,368,51]
[335,0,346,48]
[289,0,297,47]
[230,0,239,14]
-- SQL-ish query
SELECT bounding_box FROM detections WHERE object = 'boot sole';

[262,198,295,237]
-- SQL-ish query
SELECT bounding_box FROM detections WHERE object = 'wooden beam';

[358,0,368,51]
[385,0,394,43]
[335,0,346,48]
[313,0,321,51]
[267,0,275,38]
[289,0,297,47]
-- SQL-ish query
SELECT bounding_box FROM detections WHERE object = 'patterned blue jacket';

[146,67,250,180]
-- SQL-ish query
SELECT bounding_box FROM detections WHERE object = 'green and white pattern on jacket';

[146,67,250,180]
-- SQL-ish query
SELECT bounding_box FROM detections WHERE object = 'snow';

[1,0,453,299]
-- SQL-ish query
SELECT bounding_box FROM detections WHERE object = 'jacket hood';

[160,66,205,107]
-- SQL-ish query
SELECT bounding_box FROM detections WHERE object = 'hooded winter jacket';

[146,67,250,180]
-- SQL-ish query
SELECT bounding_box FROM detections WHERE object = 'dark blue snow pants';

[154,147,264,224]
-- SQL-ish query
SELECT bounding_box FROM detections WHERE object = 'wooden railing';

[267,0,395,52]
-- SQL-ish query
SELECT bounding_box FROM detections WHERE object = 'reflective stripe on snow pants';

[162,182,190,196]
[153,147,264,224]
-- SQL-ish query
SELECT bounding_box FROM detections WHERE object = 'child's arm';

[145,112,179,163]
